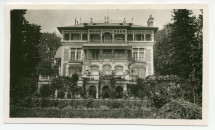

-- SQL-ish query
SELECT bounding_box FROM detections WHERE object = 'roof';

[57,22,158,33]
[55,47,62,58]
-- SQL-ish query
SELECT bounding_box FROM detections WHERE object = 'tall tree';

[10,10,41,100]
[154,24,174,75]
[170,9,197,78]
[37,32,61,76]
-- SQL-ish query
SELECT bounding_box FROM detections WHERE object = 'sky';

[24,9,201,36]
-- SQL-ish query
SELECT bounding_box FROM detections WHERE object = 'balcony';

[68,58,83,63]
[91,54,130,61]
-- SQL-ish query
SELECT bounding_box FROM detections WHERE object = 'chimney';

[123,18,126,23]
[90,18,93,23]
[107,16,109,23]
[77,21,79,25]
[147,15,154,27]
[75,18,77,25]
[104,16,106,23]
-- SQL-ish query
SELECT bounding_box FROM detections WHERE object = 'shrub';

[41,98,50,107]
[157,99,202,119]
[57,89,65,99]
[40,84,52,98]
[109,100,122,108]
[151,93,170,109]
[84,98,94,108]
[58,101,68,109]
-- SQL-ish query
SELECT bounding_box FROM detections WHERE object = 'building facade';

[40,16,158,99]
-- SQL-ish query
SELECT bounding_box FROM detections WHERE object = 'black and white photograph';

[4,4,208,125]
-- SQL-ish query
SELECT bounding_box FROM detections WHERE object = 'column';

[81,31,82,41]
[125,49,128,60]
[100,31,102,43]
[74,48,77,61]
[125,32,127,43]
[144,33,146,41]
[62,30,65,41]
[132,31,135,41]
[100,49,103,60]
[55,90,58,98]
[112,34,114,43]
[96,85,99,99]
[88,30,90,42]
[69,31,71,41]
[112,49,114,59]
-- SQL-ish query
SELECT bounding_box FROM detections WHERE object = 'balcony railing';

[91,54,129,60]
[69,58,82,62]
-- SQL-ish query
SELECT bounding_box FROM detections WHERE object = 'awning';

[83,44,132,49]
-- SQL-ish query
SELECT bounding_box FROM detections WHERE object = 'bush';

[108,100,122,108]
[40,85,52,98]
[157,99,202,119]
[58,101,68,109]
[57,90,65,99]
[41,98,50,107]
[151,93,170,109]
[84,98,94,108]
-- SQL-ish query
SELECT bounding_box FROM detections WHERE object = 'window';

[102,65,111,75]
[103,32,112,43]
[132,67,138,75]
[146,34,151,41]
[127,34,133,41]
[69,67,82,76]
[114,49,125,60]
[70,49,76,61]
[132,48,145,61]
[82,34,88,40]
[115,66,123,75]
[103,49,112,59]
[114,34,125,42]
[90,65,99,75]
[135,34,141,41]
[76,49,81,60]
[92,49,100,60]
[70,48,82,61]
[90,34,100,42]
[64,33,70,40]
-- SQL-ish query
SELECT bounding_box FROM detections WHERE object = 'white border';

[3,3,209,126]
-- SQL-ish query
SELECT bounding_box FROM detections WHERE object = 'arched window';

[131,67,138,76]
[90,65,99,75]
[102,32,112,43]
[102,64,111,75]
[115,66,123,75]
[64,33,70,40]
[88,85,96,98]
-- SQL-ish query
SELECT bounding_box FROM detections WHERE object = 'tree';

[154,24,174,75]
[10,10,41,101]
[170,9,197,79]
[40,85,52,98]
[37,32,61,76]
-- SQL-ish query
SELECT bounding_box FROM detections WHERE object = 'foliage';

[84,98,94,108]
[154,9,203,105]
[40,85,52,98]
[157,99,202,119]
[38,32,61,62]
[57,89,65,99]
[108,100,122,108]
[10,10,41,101]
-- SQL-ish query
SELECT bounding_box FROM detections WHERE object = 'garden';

[10,75,202,119]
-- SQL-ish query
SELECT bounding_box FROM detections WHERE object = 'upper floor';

[57,16,158,44]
